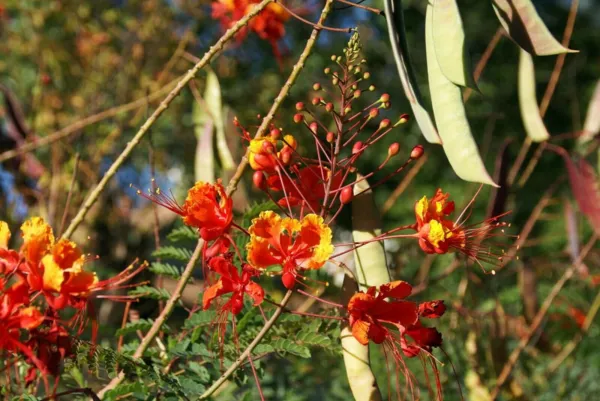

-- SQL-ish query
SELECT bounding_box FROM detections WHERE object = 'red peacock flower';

[212,0,290,57]
[346,281,445,357]
[202,254,265,315]
[413,188,511,270]
[246,211,333,289]
[138,179,233,256]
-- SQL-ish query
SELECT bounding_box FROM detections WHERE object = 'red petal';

[373,299,419,327]
[419,300,447,318]
[351,319,371,345]
[202,279,233,310]
[244,280,265,306]
[379,281,412,299]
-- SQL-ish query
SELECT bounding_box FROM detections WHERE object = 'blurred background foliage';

[1,0,600,400]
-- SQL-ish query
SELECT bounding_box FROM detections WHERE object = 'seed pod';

[410,145,425,160]
[341,186,354,204]
[388,143,400,157]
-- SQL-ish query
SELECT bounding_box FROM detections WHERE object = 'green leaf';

[352,175,390,290]
[166,225,198,243]
[432,0,478,89]
[383,0,442,144]
[518,49,550,142]
[425,4,497,186]
[149,262,183,279]
[116,318,164,336]
[184,309,216,329]
[188,362,211,383]
[253,344,275,355]
[128,286,171,301]
[152,246,193,261]
[491,0,576,55]
[178,377,206,395]
[271,338,311,358]
[296,331,332,347]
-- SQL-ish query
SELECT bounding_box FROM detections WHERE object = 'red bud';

[313,83,322,91]
[312,96,321,105]
[410,145,424,160]
[309,122,318,134]
[380,93,390,103]
[326,132,335,143]
[293,113,304,123]
[270,128,281,138]
[352,141,363,155]
[295,102,305,111]
[340,186,353,204]
[369,108,379,119]
[253,171,266,190]
[325,103,334,112]
[282,272,296,289]
[388,143,400,157]
[379,119,391,129]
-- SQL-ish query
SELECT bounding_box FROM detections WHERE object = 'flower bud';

[330,55,337,61]
[312,96,321,106]
[369,108,379,119]
[353,66,361,74]
[363,72,370,80]
[262,140,275,153]
[324,67,331,74]
[379,119,391,129]
[309,122,318,134]
[410,145,424,160]
[340,186,353,204]
[353,89,361,99]
[382,101,391,109]
[313,83,321,91]
[282,272,296,289]
[351,84,358,90]
[281,150,292,165]
[253,171,266,190]
[344,106,352,114]
[326,131,335,143]
[380,93,390,103]
[352,141,363,154]
[369,85,375,92]
[325,103,334,113]
[295,102,305,111]
[332,77,339,86]
[270,128,281,138]
[388,143,400,157]
[293,113,304,123]
[394,113,409,127]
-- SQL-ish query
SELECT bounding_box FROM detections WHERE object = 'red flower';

[202,255,264,315]
[212,0,290,56]
[141,180,233,242]
[347,281,418,345]
[418,300,446,318]
[401,321,444,357]
[266,165,344,213]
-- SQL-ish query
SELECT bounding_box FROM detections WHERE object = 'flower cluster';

[144,33,512,398]
[0,218,143,390]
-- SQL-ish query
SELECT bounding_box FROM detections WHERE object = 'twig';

[463,28,503,103]
[62,0,275,240]
[58,153,80,237]
[381,153,427,214]
[0,79,179,164]
[490,234,597,400]
[507,0,579,186]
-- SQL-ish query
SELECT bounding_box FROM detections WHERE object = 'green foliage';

[151,246,193,261]
[128,285,171,301]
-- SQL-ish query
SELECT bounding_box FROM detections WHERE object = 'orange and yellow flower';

[246,211,333,288]
[414,189,463,254]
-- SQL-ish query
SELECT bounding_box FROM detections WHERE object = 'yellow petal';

[21,217,55,265]
[0,221,10,248]
[42,254,64,292]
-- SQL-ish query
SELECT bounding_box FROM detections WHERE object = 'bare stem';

[62,0,275,240]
